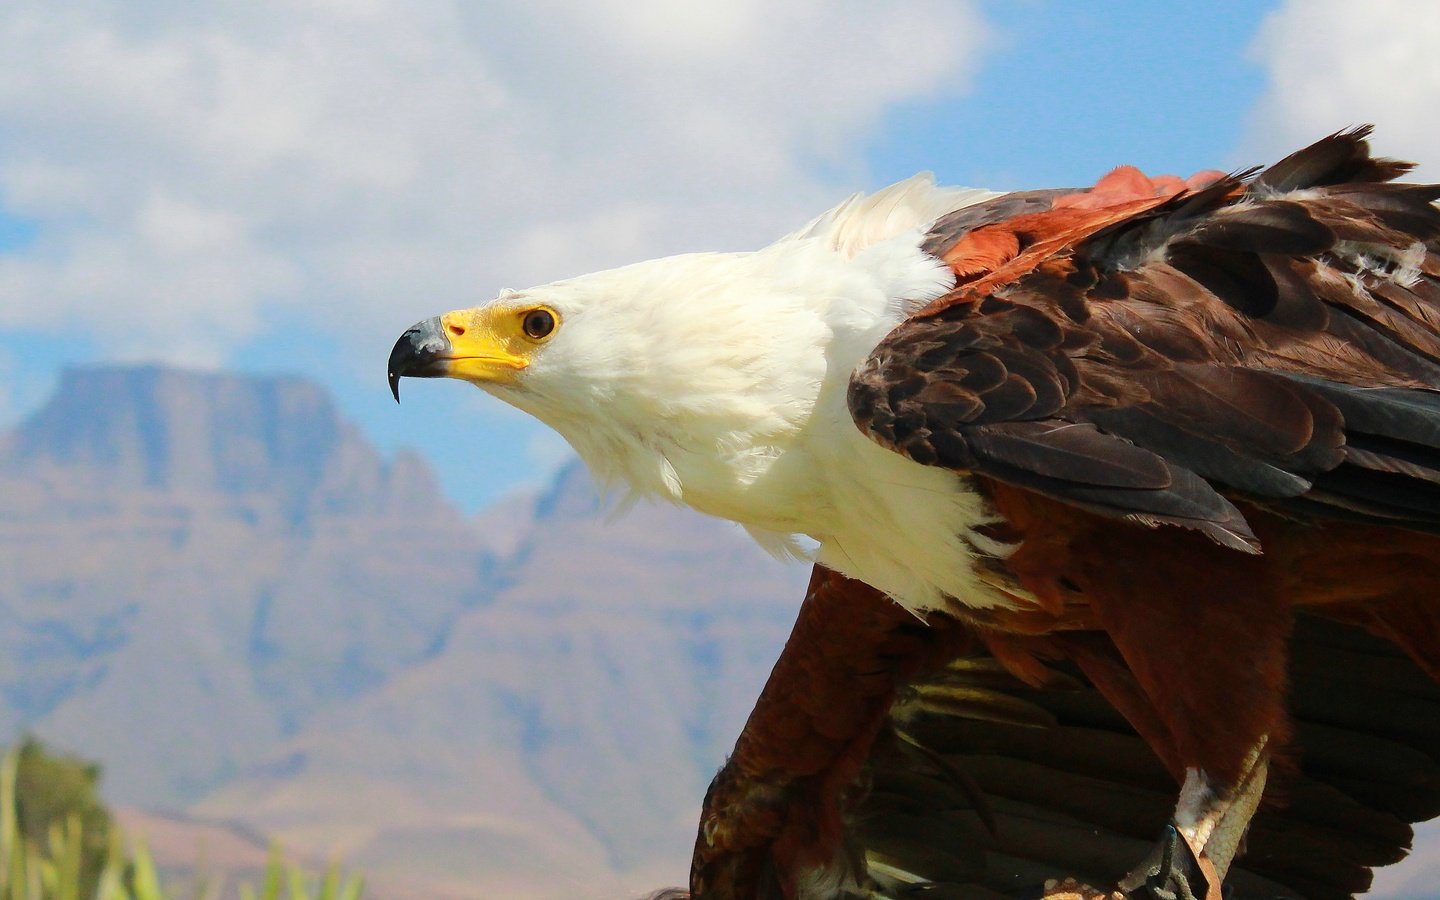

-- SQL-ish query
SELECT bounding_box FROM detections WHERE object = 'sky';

[2,0,1440,512]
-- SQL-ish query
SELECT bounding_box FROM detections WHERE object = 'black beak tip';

[388,316,449,404]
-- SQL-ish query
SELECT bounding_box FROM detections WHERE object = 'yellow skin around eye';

[437,305,557,385]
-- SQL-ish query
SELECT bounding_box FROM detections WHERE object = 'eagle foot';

[1040,876,1123,899]
[1117,824,1217,900]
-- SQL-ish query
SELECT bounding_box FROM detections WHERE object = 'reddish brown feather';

[691,569,972,898]
[921,195,1178,318]
[979,482,1294,785]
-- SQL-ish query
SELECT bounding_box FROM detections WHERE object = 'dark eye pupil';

[523,309,555,339]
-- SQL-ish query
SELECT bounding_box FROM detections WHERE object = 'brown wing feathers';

[687,576,1440,899]
[850,126,1440,543]
[845,611,1440,900]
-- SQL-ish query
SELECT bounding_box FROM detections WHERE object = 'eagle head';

[386,252,859,505]
[388,292,562,400]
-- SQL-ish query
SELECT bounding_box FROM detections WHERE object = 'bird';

[389,126,1440,898]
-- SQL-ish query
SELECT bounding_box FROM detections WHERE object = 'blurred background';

[0,0,1437,897]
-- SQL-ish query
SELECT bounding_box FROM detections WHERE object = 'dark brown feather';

[1185,201,1336,256]
[1255,125,1413,192]
[850,127,1440,542]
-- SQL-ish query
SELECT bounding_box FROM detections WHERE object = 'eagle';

[389,127,1440,899]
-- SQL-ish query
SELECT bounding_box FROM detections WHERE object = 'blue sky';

[1,0,1436,513]
[871,1,1270,189]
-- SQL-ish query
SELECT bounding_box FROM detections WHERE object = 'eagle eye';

[522,308,557,340]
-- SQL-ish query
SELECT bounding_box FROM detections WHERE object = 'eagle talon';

[1039,876,1124,899]
[1117,824,1204,900]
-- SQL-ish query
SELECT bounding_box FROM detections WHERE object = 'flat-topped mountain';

[0,366,489,803]
[1,365,444,519]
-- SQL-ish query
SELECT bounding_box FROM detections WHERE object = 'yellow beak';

[387,310,530,401]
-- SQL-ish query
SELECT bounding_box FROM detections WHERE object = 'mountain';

[193,452,809,897]
[0,364,808,896]
[0,365,493,804]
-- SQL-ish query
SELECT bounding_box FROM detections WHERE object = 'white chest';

[665,392,1026,613]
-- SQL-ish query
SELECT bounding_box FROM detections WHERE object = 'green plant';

[237,847,363,900]
[7,738,113,897]
[0,744,363,900]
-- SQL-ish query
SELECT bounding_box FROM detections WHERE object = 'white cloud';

[1242,0,1440,175]
[0,0,988,364]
